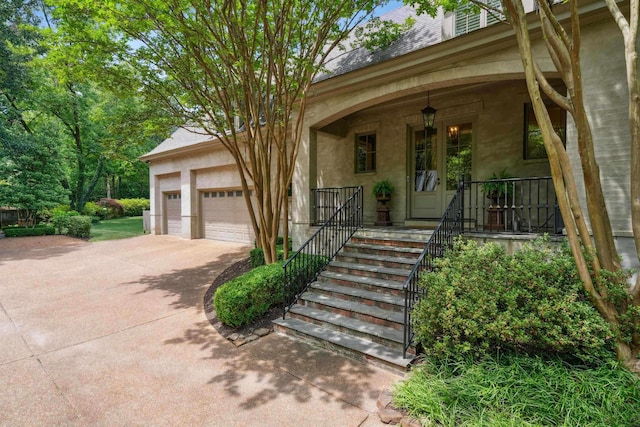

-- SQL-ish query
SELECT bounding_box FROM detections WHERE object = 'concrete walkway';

[0,235,401,426]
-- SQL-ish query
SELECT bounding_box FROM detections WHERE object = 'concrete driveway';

[0,235,400,426]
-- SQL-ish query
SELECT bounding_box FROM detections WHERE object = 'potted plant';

[372,179,394,199]
[483,169,514,202]
[482,169,515,231]
[372,179,394,226]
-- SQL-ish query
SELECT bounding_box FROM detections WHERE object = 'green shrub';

[51,210,80,234]
[66,215,92,238]
[82,202,106,220]
[4,226,55,237]
[412,238,614,365]
[118,198,150,216]
[250,248,266,268]
[214,262,284,327]
[250,237,293,268]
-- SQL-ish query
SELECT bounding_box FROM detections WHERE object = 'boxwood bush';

[214,262,284,327]
[413,238,615,365]
[3,225,55,237]
[66,215,92,238]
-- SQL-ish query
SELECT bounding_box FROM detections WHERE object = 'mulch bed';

[203,258,282,339]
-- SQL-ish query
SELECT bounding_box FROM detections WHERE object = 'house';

[142,0,637,369]
[140,126,257,244]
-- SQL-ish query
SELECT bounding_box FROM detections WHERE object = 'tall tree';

[0,0,68,219]
[409,0,640,372]
[49,0,395,263]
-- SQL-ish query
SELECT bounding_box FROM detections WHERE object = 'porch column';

[180,169,198,239]
[150,173,162,234]
[291,126,317,250]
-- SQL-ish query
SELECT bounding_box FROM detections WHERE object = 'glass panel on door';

[414,129,438,192]
[446,123,472,190]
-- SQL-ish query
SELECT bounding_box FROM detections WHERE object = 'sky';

[374,1,405,17]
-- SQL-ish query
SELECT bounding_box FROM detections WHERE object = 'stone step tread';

[289,305,404,344]
[354,228,433,238]
[301,292,404,324]
[337,252,418,265]
[318,271,405,290]
[310,281,404,306]
[273,317,414,368]
[351,235,430,246]
[328,261,411,277]
[344,242,424,255]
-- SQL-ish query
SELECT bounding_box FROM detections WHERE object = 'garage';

[164,192,182,236]
[200,189,254,244]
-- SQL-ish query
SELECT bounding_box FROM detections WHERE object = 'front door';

[409,126,441,218]
[408,121,473,219]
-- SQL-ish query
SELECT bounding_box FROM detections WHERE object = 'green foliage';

[483,168,515,199]
[393,355,640,426]
[51,209,80,234]
[82,201,106,219]
[351,16,415,51]
[372,179,394,196]
[413,239,614,365]
[3,225,55,237]
[66,215,92,238]
[250,237,293,268]
[117,198,149,216]
[213,262,284,328]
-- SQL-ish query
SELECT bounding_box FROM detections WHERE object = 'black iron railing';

[283,186,364,317]
[311,186,361,225]
[403,186,464,357]
[461,176,562,234]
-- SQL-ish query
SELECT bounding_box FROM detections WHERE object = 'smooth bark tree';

[49,0,395,263]
[409,0,640,372]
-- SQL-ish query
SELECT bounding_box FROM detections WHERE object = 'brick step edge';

[273,317,414,370]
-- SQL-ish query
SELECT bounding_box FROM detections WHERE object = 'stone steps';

[274,227,432,372]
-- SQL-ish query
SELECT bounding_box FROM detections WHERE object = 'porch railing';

[283,186,364,317]
[461,176,563,234]
[311,186,361,225]
[403,185,464,357]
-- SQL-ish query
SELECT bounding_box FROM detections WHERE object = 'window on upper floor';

[355,132,377,173]
[455,0,503,36]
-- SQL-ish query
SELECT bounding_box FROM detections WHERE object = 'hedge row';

[3,226,55,237]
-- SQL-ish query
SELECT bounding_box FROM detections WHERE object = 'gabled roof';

[140,126,218,161]
[316,6,443,82]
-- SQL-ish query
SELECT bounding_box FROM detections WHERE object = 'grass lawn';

[90,216,145,242]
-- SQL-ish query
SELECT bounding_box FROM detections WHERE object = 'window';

[446,123,473,190]
[523,103,566,160]
[236,191,242,197]
[355,133,376,173]
[455,0,502,36]
[204,192,210,198]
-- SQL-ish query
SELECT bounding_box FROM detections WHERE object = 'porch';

[277,179,563,372]
[310,176,563,235]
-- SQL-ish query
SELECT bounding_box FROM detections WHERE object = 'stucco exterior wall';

[147,143,248,239]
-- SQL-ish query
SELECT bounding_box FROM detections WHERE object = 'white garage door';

[200,189,254,244]
[165,192,182,236]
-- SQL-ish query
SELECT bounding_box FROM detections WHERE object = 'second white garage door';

[200,189,254,244]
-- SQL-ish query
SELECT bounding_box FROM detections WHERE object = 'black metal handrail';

[282,186,363,318]
[311,186,361,225]
[461,176,562,234]
[403,184,464,357]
